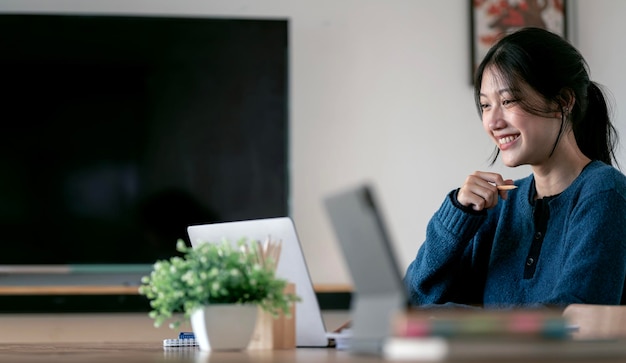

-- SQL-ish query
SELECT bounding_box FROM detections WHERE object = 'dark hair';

[474,27,618,167]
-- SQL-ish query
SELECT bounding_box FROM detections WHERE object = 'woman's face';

[479,67,562,168]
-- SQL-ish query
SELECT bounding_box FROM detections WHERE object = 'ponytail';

[573,82,619,167]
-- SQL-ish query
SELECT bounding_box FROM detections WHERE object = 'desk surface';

[2,342,626,363]
[0,343,370,363]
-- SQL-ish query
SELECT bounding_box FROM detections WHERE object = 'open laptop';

[187,217,329,347]
[323,183,409,354]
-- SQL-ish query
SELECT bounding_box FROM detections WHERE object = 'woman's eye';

[502,99,517,106]
[480,103,490,110]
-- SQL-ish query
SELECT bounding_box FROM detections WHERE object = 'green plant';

[138,238,299,328]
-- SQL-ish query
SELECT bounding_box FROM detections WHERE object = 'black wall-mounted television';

[0,14,288,311]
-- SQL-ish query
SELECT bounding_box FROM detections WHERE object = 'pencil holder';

[248,282,296,350]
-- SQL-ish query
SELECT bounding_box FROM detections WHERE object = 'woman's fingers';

[457,172,509,211]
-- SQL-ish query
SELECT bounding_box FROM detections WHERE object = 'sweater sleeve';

[403,190,490,306]
[543,188,626,305]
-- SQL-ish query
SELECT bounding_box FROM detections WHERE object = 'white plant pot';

[190,304,258,351]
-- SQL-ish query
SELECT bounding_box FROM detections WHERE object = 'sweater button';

[526,257,535,266]
[534,232,543,240]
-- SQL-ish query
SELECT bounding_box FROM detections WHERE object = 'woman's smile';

[498,134,520,150]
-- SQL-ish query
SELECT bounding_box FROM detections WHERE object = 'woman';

[404,27,626,308]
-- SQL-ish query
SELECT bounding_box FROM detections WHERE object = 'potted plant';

[138,238,299,351]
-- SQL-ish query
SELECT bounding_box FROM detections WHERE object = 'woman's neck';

[531,134,591,199]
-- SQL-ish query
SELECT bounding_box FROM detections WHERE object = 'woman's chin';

[501,156,522,168]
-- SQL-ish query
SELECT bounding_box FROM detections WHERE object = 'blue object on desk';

[162,332,198,348]
[179,332,195,339]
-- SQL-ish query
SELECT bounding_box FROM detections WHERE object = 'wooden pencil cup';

[248,283,296,350]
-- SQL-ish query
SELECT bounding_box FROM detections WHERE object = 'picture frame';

[470,0,567,83]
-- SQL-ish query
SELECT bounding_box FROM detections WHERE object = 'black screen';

[0,14,289,265]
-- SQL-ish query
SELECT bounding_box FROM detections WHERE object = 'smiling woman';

[478,67,570,169]
[403,27,626,309]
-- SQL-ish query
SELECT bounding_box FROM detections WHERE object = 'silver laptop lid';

[324,184,408,354]
[187,217,328,347]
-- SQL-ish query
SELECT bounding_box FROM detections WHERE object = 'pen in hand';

[496,185,517,191]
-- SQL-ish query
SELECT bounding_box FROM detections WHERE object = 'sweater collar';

[527,160,599,205]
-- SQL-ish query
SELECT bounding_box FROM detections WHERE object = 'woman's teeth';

[499,135,518,144]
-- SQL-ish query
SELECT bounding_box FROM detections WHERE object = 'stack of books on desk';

[382,308,626,361]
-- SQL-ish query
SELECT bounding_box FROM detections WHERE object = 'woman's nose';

[484,107,505,130]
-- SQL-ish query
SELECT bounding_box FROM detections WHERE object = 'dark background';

[0,14,289,265]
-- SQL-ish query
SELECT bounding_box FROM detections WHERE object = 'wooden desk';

[0,311,351,344]
[0,343,370,363]
[1,342,626,363]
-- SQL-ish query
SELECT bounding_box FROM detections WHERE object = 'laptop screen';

[324,184,408,353]
[324,184,407,298]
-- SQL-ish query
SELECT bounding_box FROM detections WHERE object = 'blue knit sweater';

[404,161,626,308]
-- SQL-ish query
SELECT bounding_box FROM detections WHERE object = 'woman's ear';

[557,88,576,113]
[557,88,576,117]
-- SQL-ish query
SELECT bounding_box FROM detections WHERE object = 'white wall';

[1,0,624,286]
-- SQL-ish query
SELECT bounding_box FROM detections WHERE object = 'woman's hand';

[457,171,514,211]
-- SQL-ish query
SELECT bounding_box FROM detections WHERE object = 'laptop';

[187,217,329,347]
[323,183,409,354]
